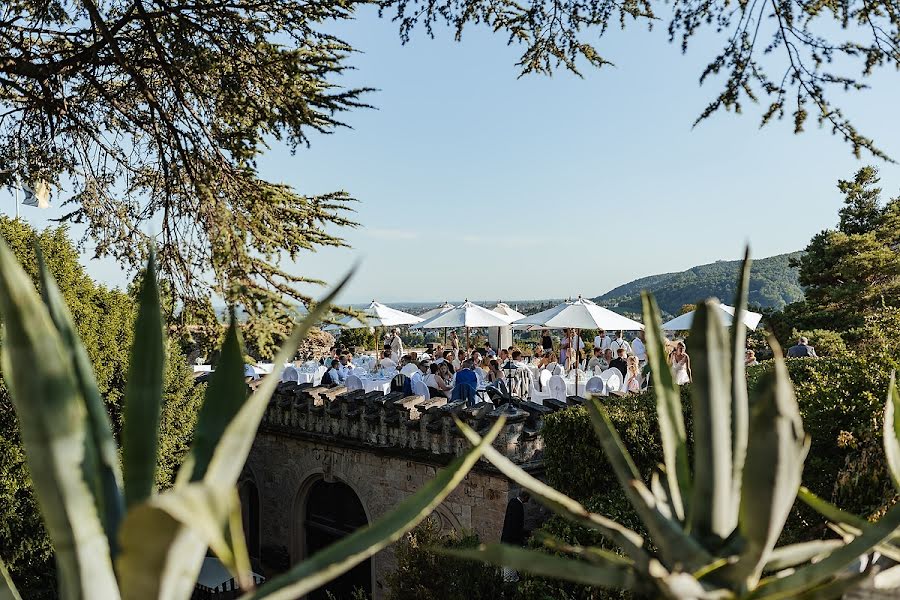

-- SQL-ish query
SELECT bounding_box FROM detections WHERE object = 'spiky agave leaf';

[884,372,900,493]
[730,247,752,513]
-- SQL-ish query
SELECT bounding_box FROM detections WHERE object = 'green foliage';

[789,329,847,357]
[0,219,204,598]
[788,167,900,333]
[592,252,804,317]
[386,520,508,600]
[336,327,377,351]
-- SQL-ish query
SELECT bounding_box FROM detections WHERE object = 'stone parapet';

[261,381,554,465]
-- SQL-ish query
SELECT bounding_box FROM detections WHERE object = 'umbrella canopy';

[512,297,644,331]
[412,301,512,329]
[661,302,762,331]
[323,300,422,331]
[491,302,526,322]
[418,301,455,321]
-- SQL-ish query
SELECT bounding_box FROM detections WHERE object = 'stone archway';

[238,477,261,562]
[292,474,372,600]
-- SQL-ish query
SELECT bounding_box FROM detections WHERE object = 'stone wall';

[244,382,551,599]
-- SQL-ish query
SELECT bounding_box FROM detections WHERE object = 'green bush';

[385,520,510,600]
[0,219,205,598]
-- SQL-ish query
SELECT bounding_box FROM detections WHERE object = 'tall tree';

[790,167,900,331]
[1,0,898,328]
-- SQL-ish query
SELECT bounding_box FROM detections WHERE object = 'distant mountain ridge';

[591,252,804,317]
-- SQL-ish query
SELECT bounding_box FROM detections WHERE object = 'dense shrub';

[385,520,510,600]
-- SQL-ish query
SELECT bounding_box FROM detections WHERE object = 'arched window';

[304,479,371,599]
[238,479,260,561]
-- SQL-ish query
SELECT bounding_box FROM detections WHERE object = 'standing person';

[541,329,553,353]
[631,330,647,365]
[787,336,818,358]
[610,348,628,379]
[500,489,531,582]
[609,331,632,356]
[449,330,460,352]
[388,328,404,363]
[559,328,571,367]
[453,349,465,371]
[669,341,692,385]
[593,328,611,351]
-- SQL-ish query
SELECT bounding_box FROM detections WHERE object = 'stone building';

[241,382,549,599]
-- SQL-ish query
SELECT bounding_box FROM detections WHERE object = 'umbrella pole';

[575,328,580,399]
[465,327,469,352]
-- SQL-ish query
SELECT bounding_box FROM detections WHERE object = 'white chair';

[528,380,551,405]
[585,376,606,396]
[600,368,622,394]
[243,364,260,380]
[539,370,552,391]
[281,365,300,383]
[312,365,326,386]
[411,378,430,400]
[547,375,567,403]
[345,374,364,392]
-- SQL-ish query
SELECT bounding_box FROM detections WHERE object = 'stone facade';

[243,382,552,599]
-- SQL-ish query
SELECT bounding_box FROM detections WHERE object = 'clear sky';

[4,8,900,305]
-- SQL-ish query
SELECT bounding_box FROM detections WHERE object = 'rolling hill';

[592,252,804,317]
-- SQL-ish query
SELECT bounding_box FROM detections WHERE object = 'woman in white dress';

[669,341,692,385]
[625,356,642,393]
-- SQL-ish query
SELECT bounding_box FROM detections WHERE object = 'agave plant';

[444,251,900,599]
[0,237,502,600]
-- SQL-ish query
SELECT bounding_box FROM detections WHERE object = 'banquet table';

[564,377,587,398]
[361,377,393,395]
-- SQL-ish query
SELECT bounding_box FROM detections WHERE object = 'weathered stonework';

[244,382,552,599]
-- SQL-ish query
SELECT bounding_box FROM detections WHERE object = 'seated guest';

[337,354,351,382]
[411,360,430,383]
[586,347,605,372]
[487,359,504,383]
[532,346,544,364]
[499,348,510,362]
[453,350,466,371]
[787,337,818,358]
[610,348,628,378]
[511,350,526,368]
[543,352,564,377]
[379,349,397,371]
[603,348,614,367]
[400,357,419,377]
[425,363,453,398]
[409,351,419,362]
[454,359,479,394]
[325,359,341,386]
[442,350,457,373]
[745,349,759,367]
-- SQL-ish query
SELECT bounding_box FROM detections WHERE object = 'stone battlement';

[261,381,557,465]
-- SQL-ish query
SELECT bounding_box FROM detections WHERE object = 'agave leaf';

[650,470,673,520]
[184,318,247,483]
[827,523,900,563]
[36,245,124,554]
[763,541,843,572]
[732,342,809,587]
[202,269,353,488]
[587,398,713,571]
[884,372,900,493]
[454,417,650,567]
[241,417,506,600]
[0,237,120,599]
[0,557,23,600]
[688,300,735,541]
[641,292,689,521]
[765,571,869,600]
[122,253,165,508]
[437,544,639,591]
[534,530,634,566]
[797,487,870,531]
[116,482,251,598]
[749,501,900,599]
[731,248,751,513]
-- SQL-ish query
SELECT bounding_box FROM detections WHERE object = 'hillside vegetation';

[592,252,804,316]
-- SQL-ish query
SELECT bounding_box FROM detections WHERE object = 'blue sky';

[4,7,900,304]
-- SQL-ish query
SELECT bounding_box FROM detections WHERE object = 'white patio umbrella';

[512,297,644,397]
[418,301,456,345]
[661,302,762,331]
[490,302,526,350]
[412,300,512,349]
[323,301,422,350]
[491,302,526,321]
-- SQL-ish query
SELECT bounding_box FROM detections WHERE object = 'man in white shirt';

[336,354,351,383]
[593,329,611,351]
[410,360,430,384]
[631,331,647,364]
[609,331,632,356]
[326,359,342,386]
[379,349,397,371]
[389,328,404,363]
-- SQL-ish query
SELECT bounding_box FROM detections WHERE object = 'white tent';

[418,301,455,321]
[490,302,526,350]
[412,300,512,348]
[322,314,369,331]
[661,302,763,331]
[513,297,644,331]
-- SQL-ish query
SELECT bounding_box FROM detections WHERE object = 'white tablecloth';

[565,378,586,397]
[362,378,392,395]
[296,372,315,384]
